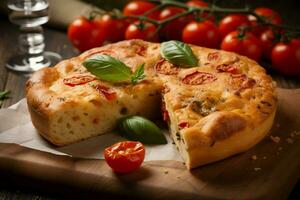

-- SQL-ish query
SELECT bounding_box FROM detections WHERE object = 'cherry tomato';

[159,7,189,40]
[155,59,179,75]
[104,141,145,173]
[271,39,300,76]
[218,14,250,39]
[68,17,105,52]
[123,1,159,20]
[182,20,221,48]
[216,64,238,74]
[92,84,117,101]
[125,21,158,42]
[182,71,217,85]
[99,14,128,42]
[221,31,262,61]
[63,74,96,87]
[259,29,277,59]
[254,7,281,25]
[186,0,208,8]
[249,7,282,36]
[186,0,214,21]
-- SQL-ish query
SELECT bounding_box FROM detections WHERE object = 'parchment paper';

[0,99,182,161]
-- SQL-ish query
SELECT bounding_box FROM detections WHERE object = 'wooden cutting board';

[0,88,300,200]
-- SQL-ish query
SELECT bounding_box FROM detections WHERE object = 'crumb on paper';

[164,170,169,174]
[251,155,257,160]
[263,156,267,160]
[286,138,294,144]
[270,135,280,143]
[254,167,261,172]
[290,133,295,138]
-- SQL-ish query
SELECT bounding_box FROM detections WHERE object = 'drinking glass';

[6,0,62,73]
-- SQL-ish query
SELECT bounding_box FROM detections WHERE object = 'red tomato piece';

[104,141,145,174]
[123,1,160,20]
[182,71,217,85]
[92,84,117,101]
[271,39,300,76]
[218,14,251,39]
[216,64,238,74]
[99,14,128,43]
[68,17,105,52]
[182,20,221,48]
[207,52,220,61]
[178,122,190,129]
[161,101,170,122]
[221,31,262,61]
[155,59,179,75]
[125,21,158,42]
[159,7,189,40]
[63,74,96,87]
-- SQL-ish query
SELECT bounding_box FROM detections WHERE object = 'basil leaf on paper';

[160,40,198,68]
[118,116,167,144]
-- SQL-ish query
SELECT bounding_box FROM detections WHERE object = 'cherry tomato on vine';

[259,29,277,59]
[218,14,251,39]
[98,14,128,43]
[123,1,160,20]
[249,7,282,36]
[186,0,208,8]
[159,7,189,40]
[67,17,105,52]
[182,20,221,48]
[104,141,145,174]
[271,39,300,76]
[186,0,214,21]
[125,21,158,42]
[221,30,262,61]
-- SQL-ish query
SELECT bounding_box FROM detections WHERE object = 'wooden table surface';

[0,7,300,199]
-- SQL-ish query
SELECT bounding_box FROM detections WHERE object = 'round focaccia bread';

[26,39,277,169]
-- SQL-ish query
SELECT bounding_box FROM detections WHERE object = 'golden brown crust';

[26,39,277,169]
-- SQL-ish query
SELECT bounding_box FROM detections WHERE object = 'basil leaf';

[131,63,146,84]
[118,116,167,144]
[82,55,132,83]
[160,40,198,68]
[0,90,10,100]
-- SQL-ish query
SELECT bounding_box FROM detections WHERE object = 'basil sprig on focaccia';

[83,54,145,84]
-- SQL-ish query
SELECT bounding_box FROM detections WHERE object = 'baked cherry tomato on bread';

[182,71,217,85]
[182,20,221,48]
[98,14,128,43]
[104,141,145,173]
[63,74,96,87]
[218,14,251,39]
[221,31,262,61]
[271,39,300,76]
[123,1,159,20]
[125,21,158,42]
[68,17,105,52]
